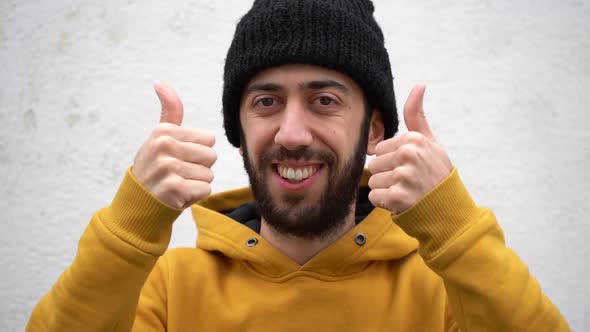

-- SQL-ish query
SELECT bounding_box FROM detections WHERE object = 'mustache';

[261,147,336,165]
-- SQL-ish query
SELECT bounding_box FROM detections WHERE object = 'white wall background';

[1,0,588,330]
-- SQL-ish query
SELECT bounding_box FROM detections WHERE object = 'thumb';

[403,84,434,139]
[154,82,184,125]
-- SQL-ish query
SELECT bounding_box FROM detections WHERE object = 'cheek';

[242,122,277,159]
[314,127,348,159]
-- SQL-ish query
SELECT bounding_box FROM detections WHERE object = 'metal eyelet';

[246,237,259,247]
[354,232,367,246]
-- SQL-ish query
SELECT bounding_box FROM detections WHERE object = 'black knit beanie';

[222,0,397,147]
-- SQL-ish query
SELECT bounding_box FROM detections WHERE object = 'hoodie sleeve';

[26,168,181,332]
[393,168,571,332]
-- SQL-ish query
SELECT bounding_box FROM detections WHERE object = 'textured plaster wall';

[1,0,589,330]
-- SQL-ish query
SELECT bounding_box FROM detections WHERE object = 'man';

[28,0,570,331]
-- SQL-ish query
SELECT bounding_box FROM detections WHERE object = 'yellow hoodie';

[27,169,570,331]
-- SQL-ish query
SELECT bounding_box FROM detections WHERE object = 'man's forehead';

[245,80,350,95]
[244,64,358,93]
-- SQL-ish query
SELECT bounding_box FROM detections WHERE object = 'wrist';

[393,168,480,259]
[97,167,183,255]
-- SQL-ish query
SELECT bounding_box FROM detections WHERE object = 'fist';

[368,85,452,215]
[132,82,217,209]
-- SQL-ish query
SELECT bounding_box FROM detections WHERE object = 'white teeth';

[295,169,303,181]
[277,165,318,181]
[302,168,309,178]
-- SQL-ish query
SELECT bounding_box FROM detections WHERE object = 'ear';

[239,146,244,156]
[366,109,384,156]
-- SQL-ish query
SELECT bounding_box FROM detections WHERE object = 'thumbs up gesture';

[368,84,452,215]
[132,83,217,209]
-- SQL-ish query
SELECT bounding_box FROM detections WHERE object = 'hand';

[368,84,452,214]
[132,82,217,209]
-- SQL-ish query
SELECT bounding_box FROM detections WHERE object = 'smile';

[275,164,322,183]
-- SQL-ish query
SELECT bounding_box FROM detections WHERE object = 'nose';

[274,101,313,150]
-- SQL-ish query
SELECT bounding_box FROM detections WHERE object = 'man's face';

[239,64,382,239]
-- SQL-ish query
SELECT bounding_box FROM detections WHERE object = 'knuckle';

[398,144,416,160]
[386,152,399,169]
[407,131,426,144]
[154,123,175,137]
[154,177,185,209]
[389,170,402,184]
[153,135,176,153]
[393,166,411,180]
[163,176,183,195]
[156,156,177,174]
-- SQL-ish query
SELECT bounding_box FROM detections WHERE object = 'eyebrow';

[303,80,349,95]
[245,83,283,95]
[244,79,349,97]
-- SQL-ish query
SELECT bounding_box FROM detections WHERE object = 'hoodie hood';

[191,169,418,279]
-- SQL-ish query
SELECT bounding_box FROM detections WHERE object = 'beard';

[241,117,370,240]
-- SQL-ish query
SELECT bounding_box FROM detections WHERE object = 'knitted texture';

[222,0,397,147]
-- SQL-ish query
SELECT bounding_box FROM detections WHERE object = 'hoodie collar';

[191,169,418,279]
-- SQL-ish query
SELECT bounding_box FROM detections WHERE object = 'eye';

[257,97,275,107]
[253,96,281,109]
[311,95,339,108]
[318,96,333,106]
[251,96,282,114]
